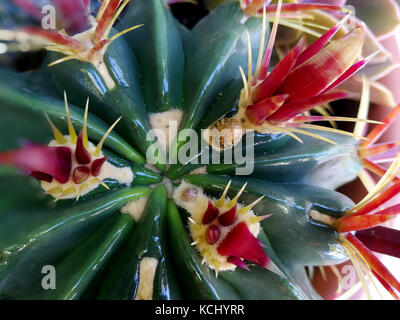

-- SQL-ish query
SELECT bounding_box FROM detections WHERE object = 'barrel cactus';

[0,0,399,300]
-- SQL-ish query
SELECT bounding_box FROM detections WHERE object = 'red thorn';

[362,159,400,183]
[338,204,400,233]
[246,94,289,125]
[75,131,91,165]
[262,3,343,14]
[244,0,272,15]
[359,143,400,159]
[362,104,400,149]
[21,27,84,51]
[346,233,400,295]
[72,166,90,184]
[353,181,400,216]
[277,27,365,102]
[31,171,53,183]
[371,270,400,300]
[219,204,238,226]
[253,38,304,102]
[0,144,71,184]
[206,225,221,245]
[267,92,349,124]
[295,17,345,68]
[322,59,369,94]
[91,157,107,177]
[93,0,121,43]
[227,256,250,271]
[87,39,110,59]
[356,226,400,259]
[218,222,269,268]
[202,201,219,225]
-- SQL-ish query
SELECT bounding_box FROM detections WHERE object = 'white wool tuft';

[121,196,149,222]
[189,166,207,175]
[135,257,158,300]
[149,109,183,153]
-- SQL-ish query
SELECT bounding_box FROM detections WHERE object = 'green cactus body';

[0,0,400,301]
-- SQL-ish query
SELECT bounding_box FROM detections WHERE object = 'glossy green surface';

[0,186,150,299]
[35,214,134,300]
[98,185,181,300]
[207,131,362,190]
[119,0,184,112]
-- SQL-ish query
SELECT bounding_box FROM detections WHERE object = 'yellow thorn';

[358,169,376,194]
[217,180,232,207]
[64,91,77,143]
[248,214,271,224]
[214,264,220,278]
[351,151,400,213]
[44,113,67,144]
[48,55,77,67]
[104,0,131,39]
[97,0,110,22]
[188,217,196,225]
[293,116,382,125]
[76,183,88,201]
[95,116,122,156]
[239,66,249,104]
[255,5,267,79]
[344,238,385,300]
[329,265,344,298]
[341,242,372,300]
[276,126,304,144]
[202,250,210,260]
[96,178,110,190]
[45,186,63,196]
[55,187,76,201]
[354,76,370,137]
[298,124,368,140]
[107,24,144,45]
[239,195,264,214]
[228,183,247,208]
[288,128,337,145]
[314,106,337,128]
[83,98,89,148]
[341,237,382,300]
[262,0,282,71]
[319,266,327,281]
[246,31,253,104]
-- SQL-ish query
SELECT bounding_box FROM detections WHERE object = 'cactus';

[0,0,400,300]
